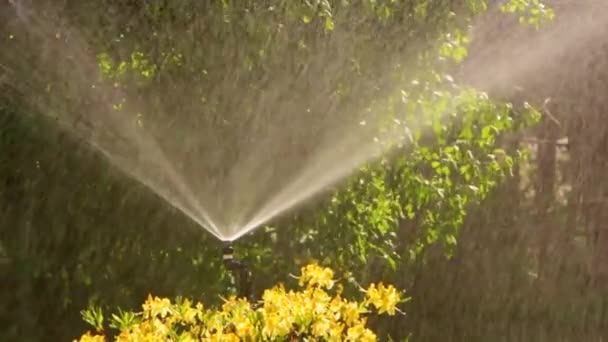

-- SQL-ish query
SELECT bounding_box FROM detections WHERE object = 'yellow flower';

[311,317,331,338]
[311,288,331,314]
[142,295,173,319]
[366,283,400,315]
[261,312,291,338]
[208,332,240,342]
[221,296,238,313]
[75,332,106,342]
[328,296,343,318]
[327,321,345,342]
[290,291,314,320]
[176,332,197,342]
[181,307,198,324]
[150,317,169,336]
[299,264,335,289]
[115,324,146,342]
[234,319,255,338]
[261,286,285,314]
[342,301,361,325]
[346,324,377,342]
[76,264,404,342]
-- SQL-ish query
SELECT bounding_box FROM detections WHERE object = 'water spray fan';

[222,243,253,301]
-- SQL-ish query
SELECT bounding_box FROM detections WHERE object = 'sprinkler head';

[222,244,234,261]
[220,243,253,301]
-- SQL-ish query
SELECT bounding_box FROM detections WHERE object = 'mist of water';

[462,1,607,99]
[4,0,225,238]
[2,0,416,241]
[2,0,604,242]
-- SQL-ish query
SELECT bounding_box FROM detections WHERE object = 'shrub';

[75,264,406,341]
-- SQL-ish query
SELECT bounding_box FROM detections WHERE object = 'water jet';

[1,0,416,244]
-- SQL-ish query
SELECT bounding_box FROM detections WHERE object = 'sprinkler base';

[222,244,253,301]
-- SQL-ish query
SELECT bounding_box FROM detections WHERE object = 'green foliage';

[276,82,540,277]
[82,305,105,333]
[501,0,555,29]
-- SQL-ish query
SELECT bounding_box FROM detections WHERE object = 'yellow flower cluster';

[75,264,404,342]
[365,283,400,316]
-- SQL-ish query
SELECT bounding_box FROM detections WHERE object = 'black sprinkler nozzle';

[222,244,235,267]
[222,243,253,301]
